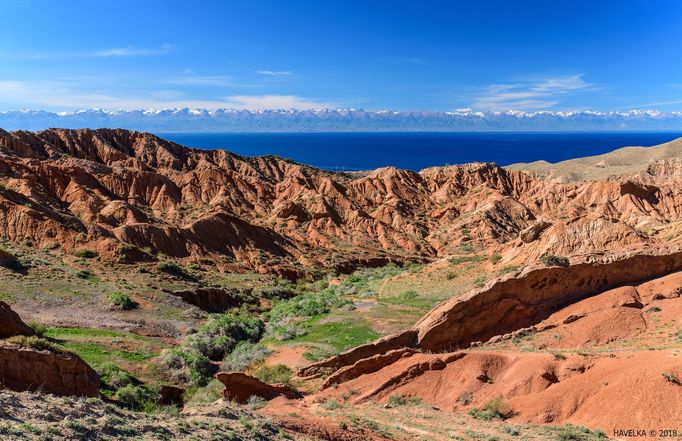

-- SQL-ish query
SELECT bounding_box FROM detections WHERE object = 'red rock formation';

[214,372,301,403]
[169,287,255,313]
[2,128,682,275]
[0,301,34,338]
[0,342,100,397]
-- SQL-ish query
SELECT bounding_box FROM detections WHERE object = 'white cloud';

[93,44,172,57]
[0,80,333,110]
[256,70,293,76]
[472,74,595,111]
[26,44,172,59]
[222,95,330,110]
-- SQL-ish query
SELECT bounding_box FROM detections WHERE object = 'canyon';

[1,128,681,440]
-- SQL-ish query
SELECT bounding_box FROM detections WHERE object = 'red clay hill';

[2,128,682,277]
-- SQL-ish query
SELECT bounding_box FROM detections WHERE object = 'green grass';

[55,341,157,365]
[449,255,485,265]
[498,264,521,275]
[379,290,436,309]
[73,249,98,259]
[44,327,162,368]
[254,364,292,384]
[45,327,147,340]
[288,317,380,352]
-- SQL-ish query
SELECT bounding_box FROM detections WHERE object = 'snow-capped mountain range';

[1,108,681,132]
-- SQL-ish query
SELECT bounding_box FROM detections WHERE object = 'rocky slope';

[2,128,682,278]
[287,246,682,436]
[0,302,100,397]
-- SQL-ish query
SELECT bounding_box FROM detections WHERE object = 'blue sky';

[1,0,681,112]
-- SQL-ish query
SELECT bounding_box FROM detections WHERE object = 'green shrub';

[387,394,421,407]
[303,346,336,362]
[490,253,502,264]
[27,321,47,337]
[266,318,307,341]
[468,397,511,420]
[157,261,185,276]
[198,311,264,360]
[259,282,297,300]
[160,310,263,386]
[98,363,138,393]
[321,399,341,410]
[254,364,292,384]
[540,254,570,267]
[449,255,485,265]
[502,425,520,436]
[73,249,98,259]
[6,335,67,354]
[108,291,137,310]
[76,269,95,279]
[458,244,476,254]
[551,424,603,441]
[246,395,267,410]
[473,276,487,288]
[114,384,156,411]
[159,348,212,386]
[268,286,349,322]
[499,264,521,275]
[220,342,271,372]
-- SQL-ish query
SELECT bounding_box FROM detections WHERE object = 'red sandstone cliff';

[1,128,682,276]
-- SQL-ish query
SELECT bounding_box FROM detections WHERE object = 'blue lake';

[160,132,682,171]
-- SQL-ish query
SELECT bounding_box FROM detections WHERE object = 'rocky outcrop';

[303,245,682,373]
[321,348,417,389]
[0,342,100,397]
[214,372,301,403]
[519,220,551,243]
[2,128,682,275]
[414,245,682,351]
[0,301,33,338]
[170,287,256,313]
[157,385,185,407]
[298,330,417,378]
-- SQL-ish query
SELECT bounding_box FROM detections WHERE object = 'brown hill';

[507,136,682,182]
[1,128,682,278]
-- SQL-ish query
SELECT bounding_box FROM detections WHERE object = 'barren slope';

[2,129,682,279]
[507,137,682,182]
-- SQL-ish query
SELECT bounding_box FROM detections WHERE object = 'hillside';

[3,129,682,280]
[507,136,682,181]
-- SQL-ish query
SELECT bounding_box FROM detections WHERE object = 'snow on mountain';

[0,108,681,132]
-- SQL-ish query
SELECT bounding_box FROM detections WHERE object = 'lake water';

[160,132,682,171]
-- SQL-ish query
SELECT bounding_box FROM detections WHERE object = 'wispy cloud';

[93,44,172,57]
[256,70,293,77]
[0,79,333,110]
[166,74,240,87]
[472,74,596,111]
[26,44,172,60]
[222,95,330,110]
